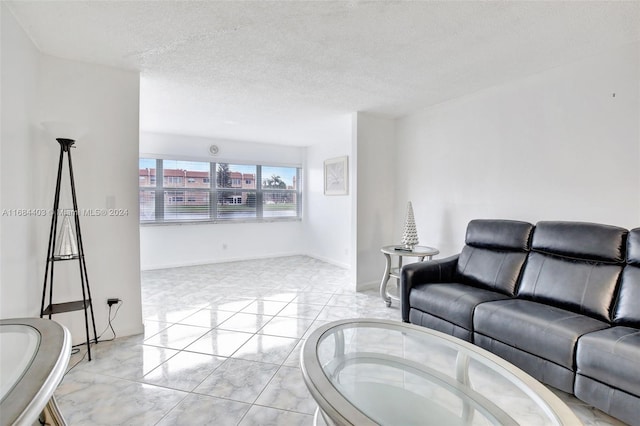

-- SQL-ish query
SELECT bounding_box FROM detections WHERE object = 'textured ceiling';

[7,1,640,146]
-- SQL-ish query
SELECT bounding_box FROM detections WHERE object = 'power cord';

[98,300,123,342]
[63,346,88,377]
[63,300,123,377]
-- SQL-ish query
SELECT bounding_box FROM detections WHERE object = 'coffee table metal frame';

[301,318,581,426]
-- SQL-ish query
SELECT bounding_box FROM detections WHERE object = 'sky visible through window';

[139,158,155,169]
[262,166,296,187]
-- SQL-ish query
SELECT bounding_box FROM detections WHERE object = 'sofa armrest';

[400,254,460,322]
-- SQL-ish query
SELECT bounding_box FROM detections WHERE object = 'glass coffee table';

[301,319,581,426]
[0,318,71,425]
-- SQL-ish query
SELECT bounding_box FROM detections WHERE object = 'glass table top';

[0,325,41,401]
[302,319,581,426]
[0,318,71,425]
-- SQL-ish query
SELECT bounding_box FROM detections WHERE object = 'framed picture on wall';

[324,156,348,195]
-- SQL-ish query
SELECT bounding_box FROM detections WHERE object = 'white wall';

[36,56,143,342]
[140,132,308,269]
[1,5,143,344]
[141,119,357,273]
[303,115,353,270]
[354,113,396,290]
[0,3,41,318]
[396,43,640,257]
[140,132,305,166]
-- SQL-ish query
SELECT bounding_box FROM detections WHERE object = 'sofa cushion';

[626,227,640,266]
[474,299,610,369]
[531,221,627,262]
[456,248,529,296]
[456,219,533,296]
[575,375,640,426]
[576,327,640,397]
[454,220,532,295]
[614,266,640,327]
[409,309,472,342]
[474,334,575,393]
[409,283,509,330]
[465,219,533,251]
[614,228,640,327]
[517,252,622,321]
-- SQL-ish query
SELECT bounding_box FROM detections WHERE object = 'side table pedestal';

[379,245,439,307]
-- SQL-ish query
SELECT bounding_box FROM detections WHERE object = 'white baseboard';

[303,253,350,270]
[142,252,352,271]
[356,280,379,292]
[112,323,144,339]
[141,251,303,271]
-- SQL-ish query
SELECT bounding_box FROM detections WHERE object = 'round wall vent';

[209,145,219,156]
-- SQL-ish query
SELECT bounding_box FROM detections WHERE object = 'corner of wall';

[354,112,398,291]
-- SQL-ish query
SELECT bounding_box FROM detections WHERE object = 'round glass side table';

[380,245,439,307]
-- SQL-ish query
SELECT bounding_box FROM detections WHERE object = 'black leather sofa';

[401,219,640,425]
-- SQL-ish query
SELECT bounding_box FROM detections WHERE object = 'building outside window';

[139,158,301,223]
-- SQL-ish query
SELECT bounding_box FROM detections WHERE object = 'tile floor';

[55,256,625,425]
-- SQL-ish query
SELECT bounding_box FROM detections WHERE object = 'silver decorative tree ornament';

[401,201,419,250]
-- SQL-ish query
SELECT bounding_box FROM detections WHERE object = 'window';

[217,164,257,219]
[165,176,183,185]
[139,159,157,221]
[139,158,302,223]
[261,166,299,218]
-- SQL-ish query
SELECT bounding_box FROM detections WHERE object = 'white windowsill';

[140,217,302,227]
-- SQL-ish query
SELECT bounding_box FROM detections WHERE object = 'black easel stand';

[40,138,98,361]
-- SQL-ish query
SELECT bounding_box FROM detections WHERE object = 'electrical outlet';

[107,298,120,306]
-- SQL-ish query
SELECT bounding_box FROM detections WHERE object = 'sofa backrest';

[456,219,533,296]
[518,221,627,322]
[613,228,640,327]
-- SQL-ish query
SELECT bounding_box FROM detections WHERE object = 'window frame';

[139,157,302,225]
